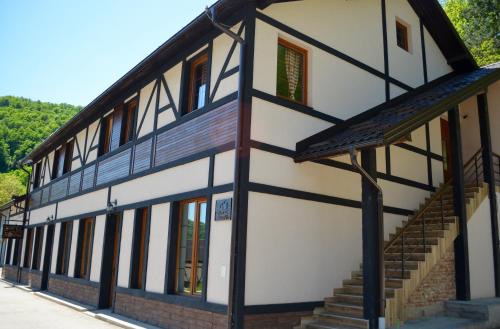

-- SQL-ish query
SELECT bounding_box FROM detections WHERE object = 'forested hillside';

[0,96,81,205]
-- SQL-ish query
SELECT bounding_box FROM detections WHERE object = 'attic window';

[396,20,409,52]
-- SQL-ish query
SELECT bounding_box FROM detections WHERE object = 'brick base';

[405,248,456,320]
[244,311,312,329]
[1,265,18,282]
[48,275,99,307]
[114,291,227,329]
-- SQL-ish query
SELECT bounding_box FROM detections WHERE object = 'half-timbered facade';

[2,1,500,329]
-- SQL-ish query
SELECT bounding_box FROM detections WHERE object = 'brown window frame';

[33,162,42,189]
[396,20,410,52]
[183,53,209,115]
[56,221,72,275]
[52,146,65,179]
[120,98,138,146]
[98,114,113,156]
[23,228,34,269]
[63,139,74,175]
[31,226,44,270]
[130,207,149,289]
[276,38,308,105]
[175,197,207,296]
[74,217,94,279]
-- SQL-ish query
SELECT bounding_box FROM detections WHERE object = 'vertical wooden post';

[477,93,500,297]
[361,149,384,329]
[449,107,471,300]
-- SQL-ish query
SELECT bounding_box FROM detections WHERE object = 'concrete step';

[314,312,369,329]
[389,237,439,246]
[324,302,363,318]
[342,277,403,289]
[386,245,433,254]
[406,223,450,231]
[385,252,426,261]
[391,230,444,239]
[334,285,396,298]
[328,294,363,306]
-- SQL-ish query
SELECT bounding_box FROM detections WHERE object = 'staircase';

[296,150,492,329]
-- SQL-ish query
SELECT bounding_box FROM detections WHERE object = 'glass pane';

[195,202,207,294]
[177,202,196,294]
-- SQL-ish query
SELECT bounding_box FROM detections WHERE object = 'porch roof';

[295,63,500,163]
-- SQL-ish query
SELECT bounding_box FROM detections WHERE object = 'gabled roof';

[24,0,476,163]
[295,63,500,163]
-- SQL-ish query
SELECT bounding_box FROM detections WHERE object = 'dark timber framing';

[477,93,500,297]
[449,106,471,300]
[361,149,384,329]
[228,3,255,328]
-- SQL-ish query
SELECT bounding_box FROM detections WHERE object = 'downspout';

[16,162,32,283]
[205,7,246,329]
[349,148,386,329]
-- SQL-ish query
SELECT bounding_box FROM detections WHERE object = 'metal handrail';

[384,148,483,253]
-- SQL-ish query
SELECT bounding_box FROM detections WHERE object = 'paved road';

[0,280,119,329]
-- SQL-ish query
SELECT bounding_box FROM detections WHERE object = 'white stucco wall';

[90,215,106,282]
[206,192,233,305]
[145,203,170,294]
[67,220,79,277]
[468,197,496,299]
[117,210,134,288]
[50,223,61,274]
[56,188,108,219]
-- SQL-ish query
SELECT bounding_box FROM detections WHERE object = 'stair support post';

[449,106,471,301]
[477,93,500,297]
[351,148,385,329]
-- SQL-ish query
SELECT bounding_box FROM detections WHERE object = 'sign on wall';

[215,198,232,221]
[2,225,23,239]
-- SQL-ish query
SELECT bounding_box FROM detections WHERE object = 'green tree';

[443,0,500,66]
[0,169,28,205]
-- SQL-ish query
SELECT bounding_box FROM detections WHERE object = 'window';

[98,98,138,156]
[33,162,42,189]
[52,139,74,179]
[277,38,307,105]
[396,20,409,52]
[12,239,20,266]
[56,221,72,275]
[183,53,209,115]
[31,226,44,270]
[75,218,94,279]
[130,208,149,289]
[120,98,138,145]
[98,114,113,156]
[6,239,13,265]
[176,198,207,295]
[23,228,34,268]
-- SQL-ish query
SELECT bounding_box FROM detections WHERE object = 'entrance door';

[41,224,55,290]
[98,213,121,309]
[441,118,453,181]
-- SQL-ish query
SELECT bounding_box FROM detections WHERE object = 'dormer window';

[183,53,209,115]
[276,38,307,105]
[396,20,410,52]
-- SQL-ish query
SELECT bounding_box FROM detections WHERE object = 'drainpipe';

[16,161,32,283]
[349,148,385,329]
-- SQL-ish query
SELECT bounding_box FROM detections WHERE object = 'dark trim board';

[252,89,343,124]
[115,286,227,314]
[244,301,323,314]
[248,182,414,217]
[395,143,443,162]
[255,11,414,92]
[249,140,436,192]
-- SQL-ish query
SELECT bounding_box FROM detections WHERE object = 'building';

[2,1,500,328]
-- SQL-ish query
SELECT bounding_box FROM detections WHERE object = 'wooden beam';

[449,107,471,300]
[477,93,500,297]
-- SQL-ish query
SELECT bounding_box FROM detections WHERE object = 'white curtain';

[284,48,301,100]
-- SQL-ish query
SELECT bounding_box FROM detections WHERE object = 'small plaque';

[215,198,232,221]
[2,225,23,239]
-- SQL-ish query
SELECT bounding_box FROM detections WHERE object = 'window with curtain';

[276,38,307,105]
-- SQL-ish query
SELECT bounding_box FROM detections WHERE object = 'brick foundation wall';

[48,275,99,307]
[244,311,312,329]
[114,291,227,329]
[2,265,18,282]
[30,270,42,290]
[405,248,456,320]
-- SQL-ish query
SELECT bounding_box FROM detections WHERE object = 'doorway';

[441,118,453,181]
[98,213,121,309]
[41,224,55,291]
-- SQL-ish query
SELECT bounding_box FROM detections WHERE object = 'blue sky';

[0,0,214,106]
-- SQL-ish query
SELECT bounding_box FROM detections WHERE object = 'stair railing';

[385,148,484,280]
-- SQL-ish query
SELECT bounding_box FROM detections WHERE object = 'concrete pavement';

[0,280,119,329]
